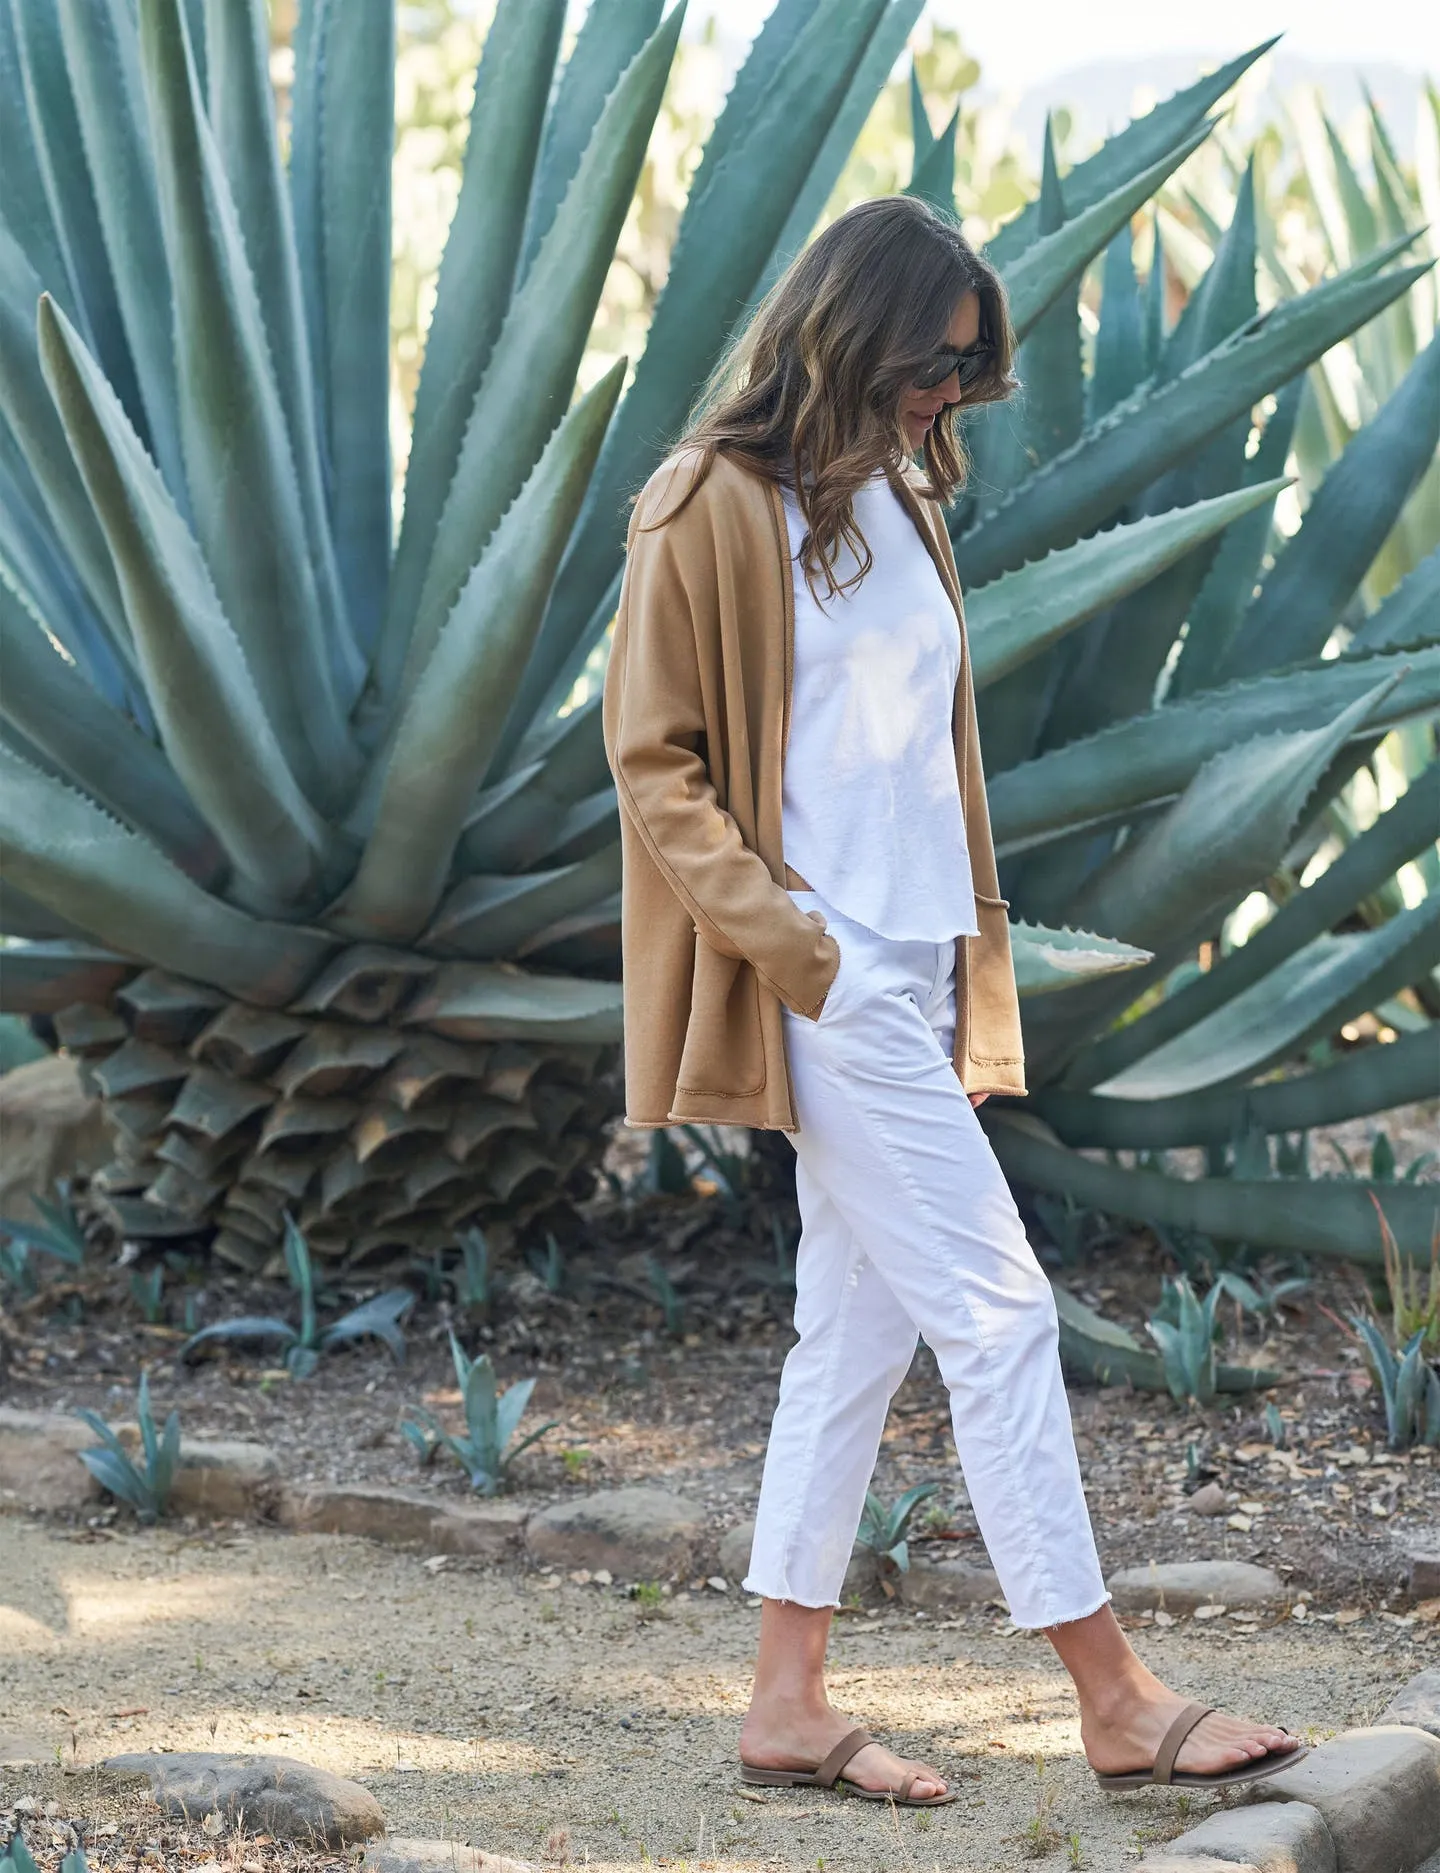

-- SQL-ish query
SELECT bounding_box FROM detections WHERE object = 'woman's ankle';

[1076,1658,1163,1726]
[742,1686,832,1729]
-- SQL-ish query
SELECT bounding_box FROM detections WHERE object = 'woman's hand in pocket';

[803,907,843,1022]
[968,1092,989,1107]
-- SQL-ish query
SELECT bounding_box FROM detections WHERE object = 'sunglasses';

[912,336,993,393]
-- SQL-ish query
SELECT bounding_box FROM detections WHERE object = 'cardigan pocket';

[675,929,767,1097]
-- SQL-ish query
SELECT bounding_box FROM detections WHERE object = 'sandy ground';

[2,1515,1429,1873]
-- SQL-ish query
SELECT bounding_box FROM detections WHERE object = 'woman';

[601,195,1305,1808]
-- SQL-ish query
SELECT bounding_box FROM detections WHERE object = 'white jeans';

[741,888,1110,1630]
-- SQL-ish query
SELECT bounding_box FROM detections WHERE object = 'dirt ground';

[2,1098,1438,1870]
[1,1514,1431,1873]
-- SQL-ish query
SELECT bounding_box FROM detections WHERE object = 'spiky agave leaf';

[1067,758,1440,1091]
[376,0,568,690]
[138,0,361,806]
[986,643,1440,856]
[386,6,686,717]
[959,237,1431,589]
[0,742,336,1003]
[964,479,1290,688]
[340,360,626,935]
[36,291,347,913]
[989,1111,1437,1265]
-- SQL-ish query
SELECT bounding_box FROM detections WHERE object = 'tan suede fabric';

[601,444,1027,1132]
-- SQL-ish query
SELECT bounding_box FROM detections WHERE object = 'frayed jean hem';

[1009,1587,1114,1632]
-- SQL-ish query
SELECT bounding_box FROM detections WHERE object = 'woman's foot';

[740,1703,948,1800]
[1081,1674,1300,1780]
[1045,1602,1301,1782]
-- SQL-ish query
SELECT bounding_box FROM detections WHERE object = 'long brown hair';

[638,194,1017,603]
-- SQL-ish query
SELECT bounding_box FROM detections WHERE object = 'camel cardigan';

[601,443,1027,1132]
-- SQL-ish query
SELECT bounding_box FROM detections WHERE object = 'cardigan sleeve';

[602,468,842,1020]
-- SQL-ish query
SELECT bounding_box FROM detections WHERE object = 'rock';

[1408,1550,1440,1603]
[1140,1799,1335,1873]
[276,1485,527,1558]
[1253,1726,1440,1873]
[0,1054,112,1225]
[1379,1667,1440,1740]
[168,1441,279,1519]
[842,1547,881,1598]
[525,1487,703,1579]
[0,1734,52,1769]
[0,1408,102,1512]
[102,1751,385,1848]
[897,1557,1004,1613]
[718,1520,754,1583]
[715,1516,876,1599]
[1186,1481,1230,1517]
[361,1841,535,1872]
[1138,1859,1260,1873]
[1106,1561,1283,1614]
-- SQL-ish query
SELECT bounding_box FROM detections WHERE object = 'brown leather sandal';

[740,1724,957,1806]
[1093,1701,1310,1791]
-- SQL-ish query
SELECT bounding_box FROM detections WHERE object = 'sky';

[693,0,1438,93]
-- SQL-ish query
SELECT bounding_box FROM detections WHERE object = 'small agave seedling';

[0,1834,51,1873]
[74,1370,179,1526]
[129,1264,166,1324]
[1371,1194,1440,1357]
[401,1329,559,1495]
[1147,1275,1224,1405]
[526,1230,567,1295]
[678,1122,749,1220]
[645,1130,694,1198]
[0,1185,86,1297]
[646,1253,685,1336]
[454,1226,491,1312]
[1349,1317,1440,1452]
[1214,1266,1313,1325]
[180,1214,412,1379]
[1032,1191,1090,1268]
[856,1482,941,1573]
[0,1833,41,1873]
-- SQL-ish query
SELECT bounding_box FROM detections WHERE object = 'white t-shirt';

[780,471,980,941]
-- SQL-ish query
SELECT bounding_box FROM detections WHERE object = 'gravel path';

[2,1515,1428,1873]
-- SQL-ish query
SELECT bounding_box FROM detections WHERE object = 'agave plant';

[855,1481,940,1572]
[3,1836,87,1873]
[1348,1316,1440,1452]
[910,61,1440,1262]
[0,0,941,1268]
[75,1368,179,1523]
[1054,1283,1278,1397]
[180,1211,411,1377]
[1145,1274,1227,1405]
[400,1326,557,1494]
[0,1180,86,1295]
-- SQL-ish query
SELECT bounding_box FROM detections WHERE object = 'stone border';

[1137,1714,1440,1873]
[0,1410,710,1582]
[0,1408,1416,1617]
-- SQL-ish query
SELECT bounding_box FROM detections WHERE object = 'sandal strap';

[896,1771,916,1802]
[815,1726,874,1788]
[1154,1703,1214,1784]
